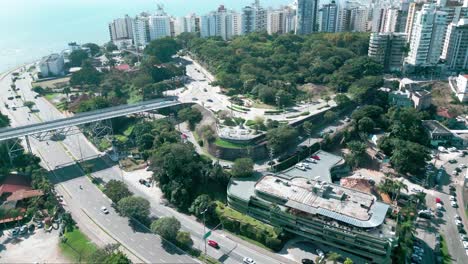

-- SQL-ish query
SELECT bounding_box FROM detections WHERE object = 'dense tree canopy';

[266,125,298,153]
[104,180,133,203]
[70,60,102,87]
[231,158,254,178]
[150,216,181,241]
[188,32,378,104]
[144,38,181,63]
[117,196,150,223]
[69,49,90,67]
[82,43,101,56]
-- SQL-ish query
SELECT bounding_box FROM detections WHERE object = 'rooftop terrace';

[255,175,390,228]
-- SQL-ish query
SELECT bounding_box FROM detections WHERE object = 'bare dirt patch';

[431,81,467,116]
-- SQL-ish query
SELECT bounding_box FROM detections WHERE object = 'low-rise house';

[422,120,456,147]
[388,78,432,110]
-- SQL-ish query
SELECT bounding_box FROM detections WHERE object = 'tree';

[357,116,375,133]
[105,42,118,52]
[104,180,133,203]
[275,90,293,107]
[324,110,337,122]
[69,49,89,67]
[150,143,203,210]
[70,60,102,87]
[189,194,217,223]
[266,125,298,153]
[117,196,150,223]
[326,252,342,264]
[199,125,216,142]
[345,141,367,169]
[178,107,202,130]
[390,140,429,175]
[144,38,180,62]
[151,216,181,241]
[231,158,254,178]
[334,94,351,107]
[176,231,193,249]
[103,251,131,264]
[344,258,354,264]
[23,101,35,109]
[82,43,101,56]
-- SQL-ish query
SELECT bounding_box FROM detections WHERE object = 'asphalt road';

[0,69,196,264]
[0,69,294,264]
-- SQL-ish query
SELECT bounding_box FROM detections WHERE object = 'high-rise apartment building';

[200,6,240,40]
[406,4,448,66]
[109,15,134,43]
[320,1,338,32]
[267,6,296,34]
[148,7,171,40]
[241,1,267,34]
[369,32,408,72]
[295,0,319,34]
[131,14,150,49]
[405,2,423,42]
[443,18,468,71]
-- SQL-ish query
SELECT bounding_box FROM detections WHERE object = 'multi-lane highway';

[0,69,293,264]
[0,69,196,263]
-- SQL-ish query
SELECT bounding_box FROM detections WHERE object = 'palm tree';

[327,252,342,264]
[344,258,354,264]
[392,180,408,203]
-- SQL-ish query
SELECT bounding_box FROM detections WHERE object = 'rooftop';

[278,150,344,182]
[422,120,452,135]
[255,175,389,228]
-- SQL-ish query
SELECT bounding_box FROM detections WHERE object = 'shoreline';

[0,61,38,81]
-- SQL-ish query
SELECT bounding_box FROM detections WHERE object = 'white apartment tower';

[241,1,267,34]
[406,4,448,66]
[267,6,295,34]
[368,32,408,72]
[132,14,150,48]
[148,6,171,40]
[443,19,468,71]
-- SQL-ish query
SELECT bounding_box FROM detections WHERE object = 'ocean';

[0,0,291,73]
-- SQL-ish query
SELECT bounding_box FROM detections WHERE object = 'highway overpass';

[0,98,182,142]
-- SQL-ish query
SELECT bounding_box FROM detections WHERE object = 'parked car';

[19,225,28,234]
[243,257,255,264]
[311,155,320,160]
[101,206,109,214]
[455,215,462,221]
[302,259,314,264]
[207,240,219,248]
[305,158,317,163]
[450,196,456,201]
[451,201,458,208]
[139,179,147,185]
[449,159,457,164]
[460,234,468,241]
[295,164,306,171]
[463,241,468,249]
[207,99,213,103]
[455,220,463,227]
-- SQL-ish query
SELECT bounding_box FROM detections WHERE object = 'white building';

[368,32,407,72]
[443,18,468,71]
[200,6,240,40]
[241,1,267,35]
[132,14,150,49]
[39,54,64,77]
[267,6,296,34]
[295,0,319,34]
[148,7,171,40]
[405,4,448,66]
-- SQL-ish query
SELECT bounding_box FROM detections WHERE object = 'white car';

[305,158,316,163]
[455,220,463,227]
[463,241,468,249]
[451,201,458,208]
[455,215,462,221]
[295,164,306,171]
[101,206,109,214]
[461,234,468,241]
[243,257,255,264]
[450,196,456,201]
[316,249,325,258]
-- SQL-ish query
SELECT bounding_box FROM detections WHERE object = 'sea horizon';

[0,0,291,73]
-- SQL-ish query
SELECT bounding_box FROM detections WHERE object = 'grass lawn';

[440,234,452,264]
[60,229,97,262]
[123,124,135,136]
[44,93,61,101]
[215,202,276,236]
[214,138,251,149]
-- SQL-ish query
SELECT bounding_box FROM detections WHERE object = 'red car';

[311,155,320,160]
[208,240,219,248]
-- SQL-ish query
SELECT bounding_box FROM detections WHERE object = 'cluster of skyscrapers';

[368,0,468,73]
[108,0,467,73]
